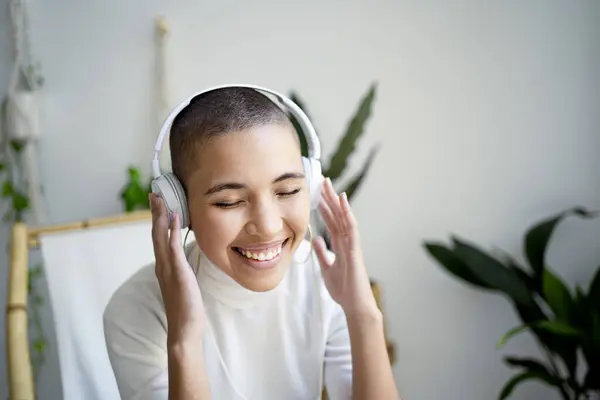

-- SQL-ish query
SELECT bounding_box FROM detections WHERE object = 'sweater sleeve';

[323,302,353,400]
[102,270,169,400]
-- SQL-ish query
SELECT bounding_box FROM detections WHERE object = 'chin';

[228,237,298,292]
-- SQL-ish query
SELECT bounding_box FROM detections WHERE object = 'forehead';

[191,124,303,183]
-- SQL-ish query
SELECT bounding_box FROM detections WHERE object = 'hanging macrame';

[154,16,172,171]
[3,0,46,224]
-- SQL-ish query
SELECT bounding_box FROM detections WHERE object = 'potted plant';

[423,207,600,399]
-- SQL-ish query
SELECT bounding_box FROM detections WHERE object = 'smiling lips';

[233,239,287,262]
[236,243,283,261]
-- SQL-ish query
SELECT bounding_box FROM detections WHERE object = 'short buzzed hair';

[169,87,294,186]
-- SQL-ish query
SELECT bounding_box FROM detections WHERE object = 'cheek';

[282,191,311,233]
[190,207,242,250]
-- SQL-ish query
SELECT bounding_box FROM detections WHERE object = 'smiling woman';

[186,121,311,292]
[102,85,399,400]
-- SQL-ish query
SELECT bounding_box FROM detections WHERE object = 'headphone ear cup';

[150,173,190,228]
[302,156,323,210]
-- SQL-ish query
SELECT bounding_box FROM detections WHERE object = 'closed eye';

[213,188,301,208]
[214,201,243,209]
[278,188,301,197]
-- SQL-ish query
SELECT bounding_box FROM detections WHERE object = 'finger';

[312,236,335,270]
[318,197,340,236]
[168,211,182,256]
[150,194,170,273]
[339,193,363,263]
[168,212,189,273]
[322,179,346,230]
[322,178,340,211]
[340,192,360,245]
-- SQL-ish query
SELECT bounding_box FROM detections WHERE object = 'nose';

[244,199,283,238]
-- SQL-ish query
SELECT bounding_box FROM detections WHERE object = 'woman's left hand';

[313,178,379,316]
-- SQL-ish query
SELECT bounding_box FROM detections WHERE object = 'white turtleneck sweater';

[103,240,352,400]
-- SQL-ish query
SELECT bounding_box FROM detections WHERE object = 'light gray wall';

[1,1,599,399]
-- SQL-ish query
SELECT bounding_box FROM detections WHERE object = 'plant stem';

[542,346,573,400]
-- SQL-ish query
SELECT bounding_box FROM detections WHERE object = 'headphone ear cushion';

[302,157,323,210]
[151,173,190,228]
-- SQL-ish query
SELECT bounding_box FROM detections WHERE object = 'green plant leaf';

[570,284,595,335]
[533,320,582,336]
[33,339,46,353]
[324,83,377,181]
[0,162,5,171]
[503,356,555,377]
[497,320,582,349]
[289,91,311,119]
[13,191,30,212]
[524,207,597,289]
[423,242,494,289]
[2,181,14,197]
[514,298,579,379]
[497,324,530,349]
[340,143,380,201]
[497,252,537,292]
[588,266,600,311]
[451,237,534,308]
[10,139,25,153]
[508,264,537,292]
[288,91,311,158]
[498,371,561,400]
[581,314,600,390]
[542,268,573,321]
[120,166,151,212]
[578,308,600,365]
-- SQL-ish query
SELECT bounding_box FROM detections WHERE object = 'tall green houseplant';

[423,207,600,400]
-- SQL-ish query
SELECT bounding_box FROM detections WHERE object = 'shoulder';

[103,242,197,326]
[102,261,171,399]
[103,260,165,334]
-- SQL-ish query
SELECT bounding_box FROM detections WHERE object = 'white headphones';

[151,83,324,228]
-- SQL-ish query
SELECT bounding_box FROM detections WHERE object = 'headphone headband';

[152,83,321,178]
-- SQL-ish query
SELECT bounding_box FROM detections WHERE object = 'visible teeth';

[237,244,283,261]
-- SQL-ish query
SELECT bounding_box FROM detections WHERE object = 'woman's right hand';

[150,193,205,346]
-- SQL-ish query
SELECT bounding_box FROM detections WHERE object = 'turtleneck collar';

[189,243,280,310]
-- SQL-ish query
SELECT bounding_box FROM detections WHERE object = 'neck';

[191,244,273,309]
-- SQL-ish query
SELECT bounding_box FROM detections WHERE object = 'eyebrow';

[204,172,305,196]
